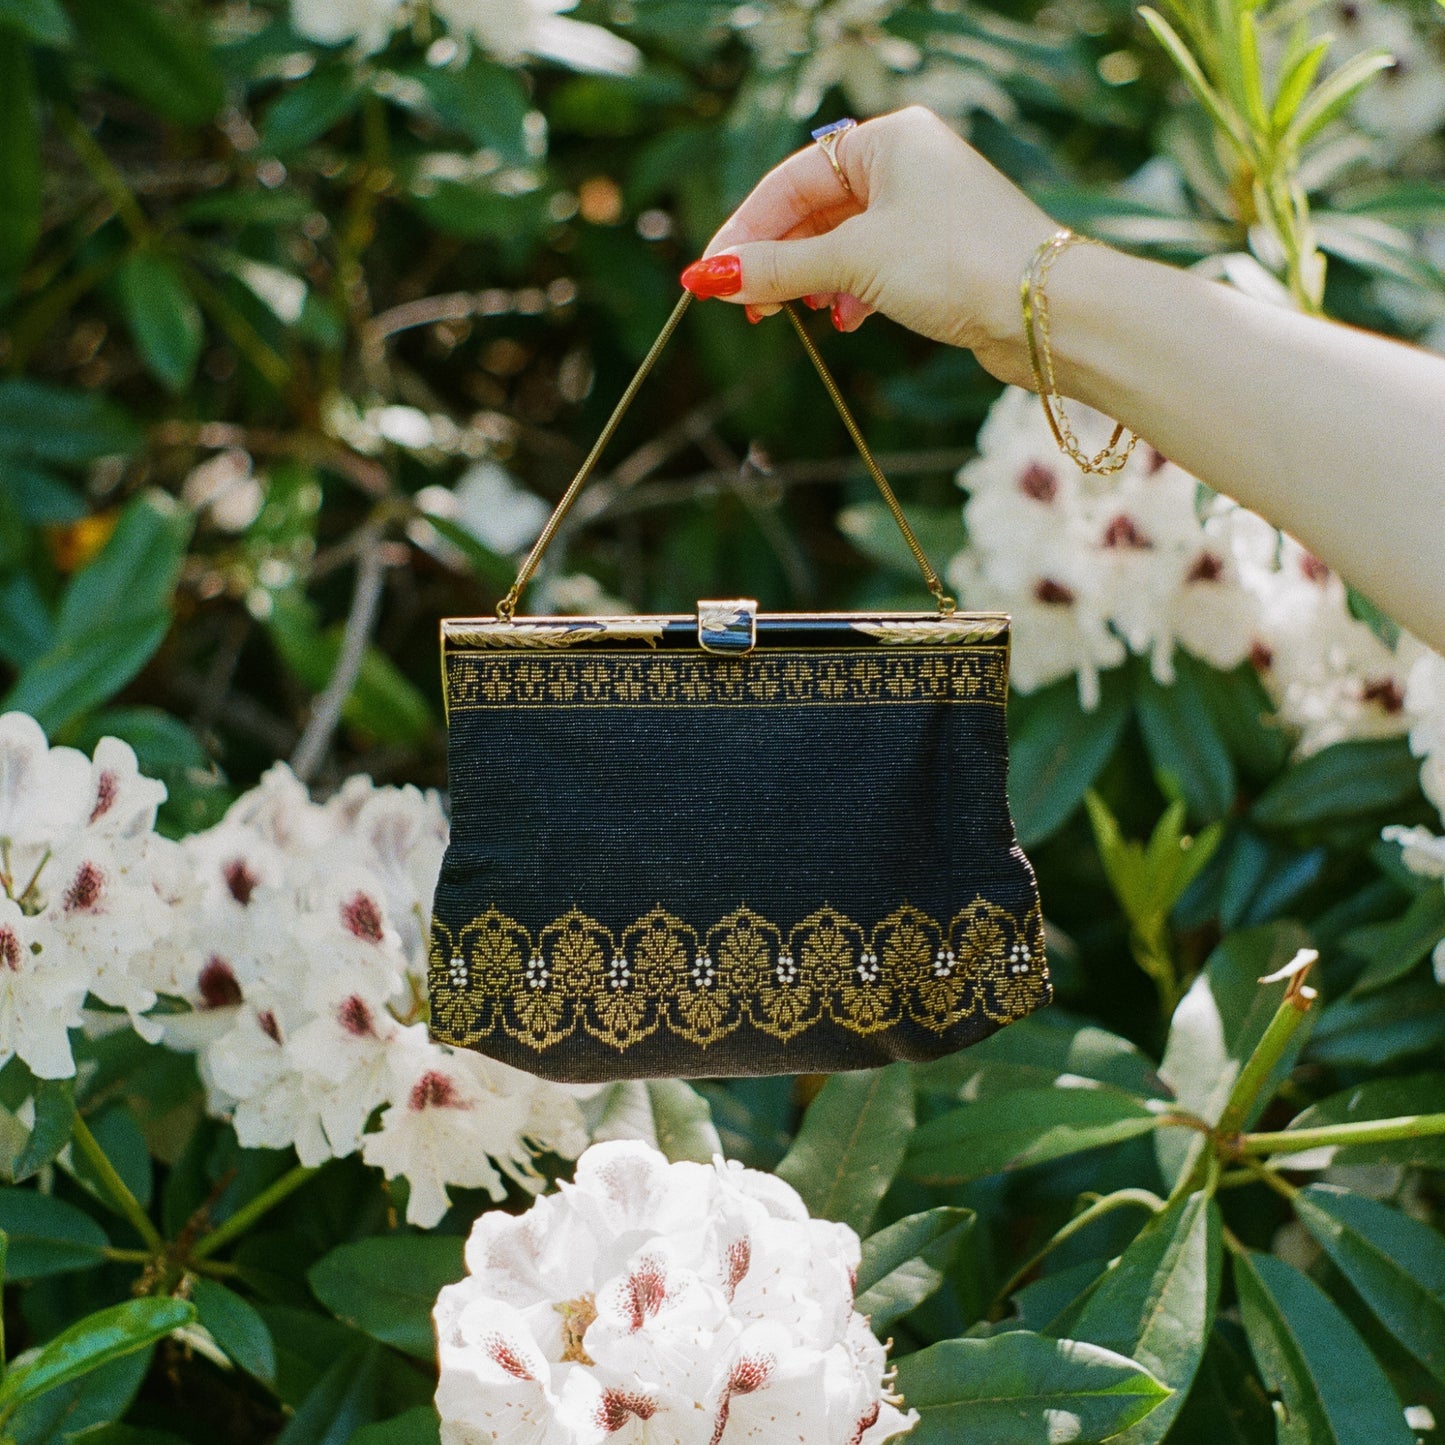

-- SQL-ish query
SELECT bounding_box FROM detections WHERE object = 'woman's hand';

[682,107,1445,657]
[685,106,1059,388]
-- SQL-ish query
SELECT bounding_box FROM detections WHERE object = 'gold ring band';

[811,119,857,197]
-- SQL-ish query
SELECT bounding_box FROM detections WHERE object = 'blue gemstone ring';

[810,119,857,197]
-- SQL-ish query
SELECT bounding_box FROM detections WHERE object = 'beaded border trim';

[429,898,1048,1053]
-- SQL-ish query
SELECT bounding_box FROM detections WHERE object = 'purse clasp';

[697,599,758,655]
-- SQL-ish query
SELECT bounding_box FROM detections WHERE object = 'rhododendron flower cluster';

[433,1139,917,1445]
[287,0,642,74]
[0,711,585,1226]
[948,385,1440,761]
[1381,647,1445,959]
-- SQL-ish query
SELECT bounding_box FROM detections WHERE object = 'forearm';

[1042,244,1445,652]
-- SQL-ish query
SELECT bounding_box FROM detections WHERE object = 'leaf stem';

[991,1188,1164,1310]
[1238,1156,1300,1201]
[1215,955,1316,1140]
[70,1115,164,1254]
[189,1164,320,1262]
[51,107,152,243]
[1241,1112,1445,1156]
[103,1246,154,1264]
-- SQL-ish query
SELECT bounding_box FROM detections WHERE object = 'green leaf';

[1234,1250,1413,1445]
[0,380,142,465]
[1272,34,1332,131]
[1283,1073,1445,1168]
[7,1350,152,1445]
[854,1207,974,1332]
[1294,1184,1445,1387]
[8,464,86,525]
[1165,1328,1275,1444]
[402,54,531,165]
[307,1236,464,1361]
[894,1331,1172,1444]
[1155,922,1313,1185]
[192,1277,277,1387]
[255,1304,361,1409]
[56,491,193,639]
[1237,10,1270,134]
[646,1080,722,1164]
[1086,794,1222,940]
[69,0,223,125]
[267,591,433,748]
[413,512,512,588]
[1308,978,1445,1067]
[5,493,195,731]
[1012,1259,1111,1335]
[260,66,363,153]
[116,252,204,393]
[1252,737,1422,829]
[0,0,73,46]
[912,1007,1166,1100]
[0,1188,108,1278]
[1007,669,1131,847]
[0,572,55,672]
[774,1064,915,1235]
[905,1086,1159,1185]
[836,501,966,581]
[1316,211,1445,298]
[1342,885,1445,993]
[351,1409,441,1445]
[1135,665,1236,821]
[410,184,551,245]
[72,1428,190,1445]
[67,1104,152,1212]
[1285,48,1395,148]
[0,33,40,280]
[3,613,171,736]
[1190,660,1290,780]
[275,1341,384,1445]
[1138,8,1249,153]
[0,1298,193,1412]
[12,1079,76,1183]
[1052,1193,1220,1444]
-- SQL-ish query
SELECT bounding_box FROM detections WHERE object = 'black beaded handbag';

[428,294,1048,1082]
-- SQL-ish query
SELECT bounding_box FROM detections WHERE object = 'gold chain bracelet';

[1020,228,1138,476]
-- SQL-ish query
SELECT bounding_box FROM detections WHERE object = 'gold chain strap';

[497,291,955,620]
[783,305,955,615]
[1021,229,1138,477]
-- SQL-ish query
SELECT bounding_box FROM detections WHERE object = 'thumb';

[717,225,864,306]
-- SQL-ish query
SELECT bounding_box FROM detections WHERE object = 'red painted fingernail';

[803,294,829,310]
[745,304,764,325]
[831,300,846,331]
[680,255,742,298]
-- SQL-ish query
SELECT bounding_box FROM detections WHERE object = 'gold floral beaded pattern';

[445,647,1007,712]
[429,897,1047,1053]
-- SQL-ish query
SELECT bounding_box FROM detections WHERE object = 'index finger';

[703,137,866,258]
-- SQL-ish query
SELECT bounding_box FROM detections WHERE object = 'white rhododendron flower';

[433,1139,918,1445]
[949,387,1262,707]
[0,899,92,1079]
[0,713,586,1221]
[1382,825,1445,881]
[289,0,406,52]
[1323,0,1445,156]
[1402,644,1445,819]
[288,0,640,73]
[949,384,1442,771]
[1381,825,1445,982]
[166,765,586,1225]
